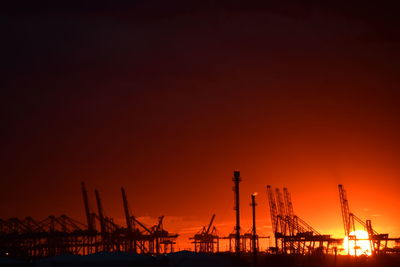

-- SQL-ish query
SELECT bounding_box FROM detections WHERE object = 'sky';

[1,1,400,250]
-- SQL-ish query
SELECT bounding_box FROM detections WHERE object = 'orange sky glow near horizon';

[74,175,400,251]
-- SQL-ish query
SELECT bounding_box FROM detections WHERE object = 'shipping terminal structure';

[1,172,400,259]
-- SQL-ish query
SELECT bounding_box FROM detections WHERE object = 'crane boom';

[81,182,94,231]
[155,216,164,232]
[283,188,294,219]
[266,185,278,234]
[283,188,294,235]
[275,188,287,235]
[94,189,106,235]
[121,187,132,231]
[338,184,351,236]
[206,214,216,234]
[132,217,152,234]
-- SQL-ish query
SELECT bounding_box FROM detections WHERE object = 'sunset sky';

[1,1,400,250]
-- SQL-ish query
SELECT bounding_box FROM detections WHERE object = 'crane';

[338,184,388,255]
[267,185,335,255]
[189,214,219,253]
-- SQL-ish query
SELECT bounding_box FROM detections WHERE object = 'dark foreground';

[1,252,400,267]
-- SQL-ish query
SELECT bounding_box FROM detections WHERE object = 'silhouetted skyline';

[1,1,400,249]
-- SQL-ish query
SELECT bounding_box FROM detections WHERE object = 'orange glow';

[343,230,372,256]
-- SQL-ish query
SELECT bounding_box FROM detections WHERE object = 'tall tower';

[233,170,241,255]
[251,193,258,266]
[251,193,258,253]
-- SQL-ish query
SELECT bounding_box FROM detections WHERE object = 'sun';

[343,230,372,256]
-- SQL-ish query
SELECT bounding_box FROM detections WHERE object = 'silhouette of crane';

[338,184,389,255]
[190,214,219,253]
[267,185,339,255]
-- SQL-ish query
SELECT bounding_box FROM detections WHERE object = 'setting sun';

[343,230,372,256]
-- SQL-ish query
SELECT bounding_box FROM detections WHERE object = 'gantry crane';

[190,214,219,253]
[338,184,389,255]
[266,185,337,255]
[0,183,178,259]
[120,187,178,254]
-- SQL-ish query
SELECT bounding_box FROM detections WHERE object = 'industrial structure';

[224,171,269,254]
[0,182,178,259]
[233,170,242,256]
[190,171,268,254]
[251,192,258,264]
[189,214,219,253]
[220,172,269,254]
[2,171,400,259]
[222,228,269,254]
[266,185,342,255]
[338,184,400,255]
